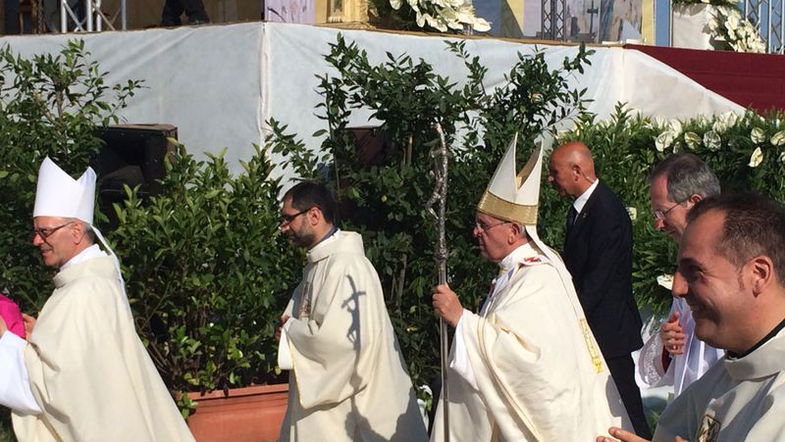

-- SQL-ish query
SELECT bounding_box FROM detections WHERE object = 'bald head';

[547,141,597,199]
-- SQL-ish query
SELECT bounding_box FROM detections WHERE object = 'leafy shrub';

[268,34,593,387]
[110,147,298,413]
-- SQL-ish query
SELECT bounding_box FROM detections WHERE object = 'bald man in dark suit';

[548,141,650,438]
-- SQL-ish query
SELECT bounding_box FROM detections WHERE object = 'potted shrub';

[109,147,299,438]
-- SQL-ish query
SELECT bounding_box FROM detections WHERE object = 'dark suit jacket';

[563,181,643,359]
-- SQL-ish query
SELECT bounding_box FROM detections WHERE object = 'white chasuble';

[279,231,427,442]
[654,327,785,441]
[11,256,194,442]
[431,243,631,442]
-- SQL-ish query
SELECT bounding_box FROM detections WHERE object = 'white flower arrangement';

[708,5,767,53]
[389,0,491,33]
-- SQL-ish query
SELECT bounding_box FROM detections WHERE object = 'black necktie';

[566,206,578,234]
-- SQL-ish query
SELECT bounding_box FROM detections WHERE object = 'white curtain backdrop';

[0,22,742,177]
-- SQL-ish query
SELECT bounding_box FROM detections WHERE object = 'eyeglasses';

[653,199,688,221]
[31,222,73,241]
[474,220,509,232]
[279,208,311,225]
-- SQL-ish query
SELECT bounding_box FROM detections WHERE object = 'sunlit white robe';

[431,242,631,442]
[654,326,785,441]
[279,231,427,442]
[1,253,194,441]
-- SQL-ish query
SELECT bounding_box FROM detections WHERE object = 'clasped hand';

[432,284,463,327]
[660,311,686,355]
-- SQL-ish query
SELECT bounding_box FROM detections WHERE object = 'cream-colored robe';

[11,256,194,442]
[431,243,631,442]
[654,326,785,441]
[279,231,427,442]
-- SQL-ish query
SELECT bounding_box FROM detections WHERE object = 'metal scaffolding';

[59,0,126,32]
[541,0,567,40]
[743,0,785,53]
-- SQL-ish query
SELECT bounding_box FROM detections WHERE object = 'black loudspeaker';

[93,124,179,229]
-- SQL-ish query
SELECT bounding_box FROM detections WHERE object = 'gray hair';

[65,218,97,244]
[649,153,720,202]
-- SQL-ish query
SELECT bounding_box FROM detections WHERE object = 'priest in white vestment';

[637,153,724,399]
[598,193,785,442]
[276,181,428,442]
[430,135,632,442]
[0,157,194,441]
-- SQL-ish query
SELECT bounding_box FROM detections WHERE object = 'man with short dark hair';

[549,141,649,438]
[276,181,427,442]
[637,153,724,399]
[599,192,785,441]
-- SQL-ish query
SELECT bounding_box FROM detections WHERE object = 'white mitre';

[476,133,545,226]
[33,157,96,224]
[32,157,128,299]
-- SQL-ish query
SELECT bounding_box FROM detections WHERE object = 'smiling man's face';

[672,209,752,352]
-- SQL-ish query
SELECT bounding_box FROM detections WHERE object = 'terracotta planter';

[671,4,717,50]
[187,384,288,442]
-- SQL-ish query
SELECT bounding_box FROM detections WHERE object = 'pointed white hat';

[476,133,546,226]
[33,157,96,224]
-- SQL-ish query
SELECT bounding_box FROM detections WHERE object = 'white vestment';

[654,325,785,441]
[431,243,631,442]
[278,231,427,442]
[637,297,724,397]
[2,254,194,442]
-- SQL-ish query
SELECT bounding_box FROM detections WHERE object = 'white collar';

[572,178,599,214]
[61,244,107,270]
[497,242,535,274]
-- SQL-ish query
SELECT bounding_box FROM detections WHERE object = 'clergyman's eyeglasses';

[31,222,74,241]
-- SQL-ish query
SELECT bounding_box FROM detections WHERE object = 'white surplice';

[637,297,724,397]
[0,250,194,441]
[278,231,427,442]
[431,242,631,442]
[654,326,785,441]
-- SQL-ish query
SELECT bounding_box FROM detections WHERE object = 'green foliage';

[269,34,593,386]
[0,40,140,312]
[110,147,298,413]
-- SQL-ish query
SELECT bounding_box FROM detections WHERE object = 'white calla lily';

[771,130,785,146]
[703,131,722,151]
[749,147,764,167]
[751,127,766,144]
